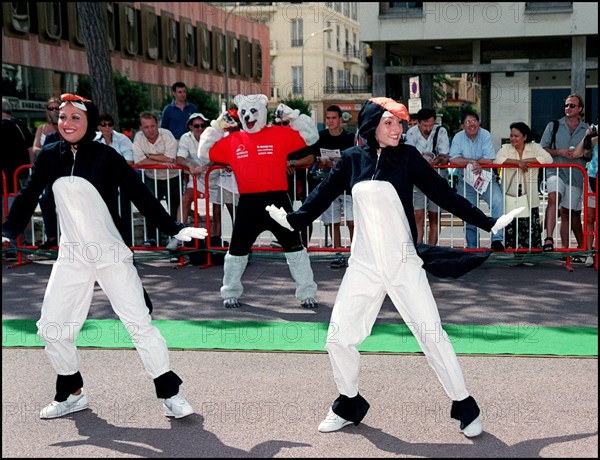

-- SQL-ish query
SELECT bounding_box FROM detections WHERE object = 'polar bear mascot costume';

[198,94,319,309]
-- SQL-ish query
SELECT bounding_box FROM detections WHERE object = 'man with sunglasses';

[540,93,589,255]
[95,113,136,245]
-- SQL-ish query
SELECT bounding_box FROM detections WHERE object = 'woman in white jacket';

[495,122,553,250]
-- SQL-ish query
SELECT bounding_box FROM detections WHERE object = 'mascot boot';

[285,248,318,308]
[221,253,249,308]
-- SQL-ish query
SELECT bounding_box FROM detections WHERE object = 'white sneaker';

[318,408,353,433]
[461,416,483,437]
[585,254,594,267]
[166,237,182,251]
[40,392,89,419]
[163,393,194,419]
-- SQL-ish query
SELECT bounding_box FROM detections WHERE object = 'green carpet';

[2,319,597,356]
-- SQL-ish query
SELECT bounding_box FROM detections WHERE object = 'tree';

[76,3,119,126]
[77,72,151,131]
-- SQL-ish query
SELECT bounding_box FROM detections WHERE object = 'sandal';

[542,237,554,252]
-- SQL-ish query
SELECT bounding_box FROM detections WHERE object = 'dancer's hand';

[491,207,525,234]
[174,227,208,242]
[265,205,294,231]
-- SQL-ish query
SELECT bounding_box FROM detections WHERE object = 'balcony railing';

[323,85,370,94]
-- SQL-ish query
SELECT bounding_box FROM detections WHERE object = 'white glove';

[265,205,294,231]
[491,207,525,234]
[2,236,10,244]
[275,104,300,123]
[174,227,208,242]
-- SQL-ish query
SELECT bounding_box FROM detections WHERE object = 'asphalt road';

[2,253,598,458]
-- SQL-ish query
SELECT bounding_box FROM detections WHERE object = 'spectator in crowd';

[267,97,522,437]
[133,112,181,247]
[449,111,505,251]
[311,105,356,268]
[167,112,238,253]
[95,112,136,245]
[2,97,34,251]
[160,82,198,140]
[540,93,589,256]
[2,93,207,420]
[285,144,317,247]
[32,97,61,160]
[32,98,62,249]
[405,108,450,245]
[573,124,598,267]
[408,112,419,128]
[494,122,553,257]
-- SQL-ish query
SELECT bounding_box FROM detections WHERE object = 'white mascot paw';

[2,236,10,245]
[491,207,525,234]
[265,205,294,232]
[275,104,300,123]
[213,112,239,131]
[174,227,209,242]
[198,126,225,162]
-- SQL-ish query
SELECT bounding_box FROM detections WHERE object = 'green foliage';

[267,96,312,124]
[183,87,221,121]
[77,71,151,131]
[433,73,453,107]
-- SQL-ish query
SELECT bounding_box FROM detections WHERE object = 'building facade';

[236,2,370,129]
[2,2,270,131]
[361,2,598,147]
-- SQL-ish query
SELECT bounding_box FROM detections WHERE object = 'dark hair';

[509,121,532,143]
[326,105,342,117]
[99,113,114,124]
[172,81,186,92]
[417,108,436,122]
[461,110,480,124]
[140,111,158,124]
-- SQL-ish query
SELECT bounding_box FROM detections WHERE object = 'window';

[380,2,424,18]
[141,4,159,61]
[37,2,62,44]
[291,19,303,47]
[229,35,240,76]
[241,36,252,78]
[180,18,195,67]
[336,25,340,52]
[2,2,30,36]
[325,66,334,93]
[292,66,303,95]
[254,41,263,80]
[525,2,573,13]
[119,3,139,57]
[162,12,179,64]
[106,3,116,51]
[326,22,332,49]
[197,22,212,71]
[213,28,225,73]
[67,4,85,50]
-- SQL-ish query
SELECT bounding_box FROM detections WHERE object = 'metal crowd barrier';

[3,163,597,270]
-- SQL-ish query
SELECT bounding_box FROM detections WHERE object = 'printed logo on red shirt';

[235,144,248,159]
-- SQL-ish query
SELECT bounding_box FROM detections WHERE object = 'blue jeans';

[457,177,504,248]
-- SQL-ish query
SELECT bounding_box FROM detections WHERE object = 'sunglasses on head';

[47,106,60,111]
[193,123,207,129]
[99,122,114,127]
[565,103,578,109]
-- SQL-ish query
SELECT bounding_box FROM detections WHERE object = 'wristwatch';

[288,159,295,167]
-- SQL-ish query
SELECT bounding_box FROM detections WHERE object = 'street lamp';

[224,4,238,109]
[301,27,333,98]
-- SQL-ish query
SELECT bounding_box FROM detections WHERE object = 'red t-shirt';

[209,126,307,194]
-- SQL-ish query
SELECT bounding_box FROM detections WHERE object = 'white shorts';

[320,194,353,225]
[413,186,439,212]
[588,180,596,209]
[187,172,238,206]
[546,175,583,211]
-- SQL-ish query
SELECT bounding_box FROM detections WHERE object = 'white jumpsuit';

[326,180,470,402]
[37,176,170,379]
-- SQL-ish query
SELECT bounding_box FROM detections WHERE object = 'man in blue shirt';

[449,111,505,250]
[160,82,198,140]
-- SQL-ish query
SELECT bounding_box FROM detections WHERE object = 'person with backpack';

[539,93,589,255]
[405,108,450,245]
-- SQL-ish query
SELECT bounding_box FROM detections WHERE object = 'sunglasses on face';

[47,106,60,111]
[565,103,578,109]
[193,123,207,129]
[99,122,114,127]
